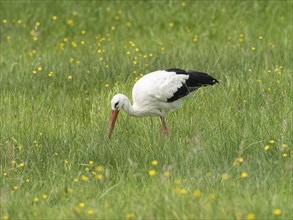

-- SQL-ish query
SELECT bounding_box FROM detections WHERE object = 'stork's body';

[109,68,218,138]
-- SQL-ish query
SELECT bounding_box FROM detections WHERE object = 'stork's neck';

[121,97,143,117]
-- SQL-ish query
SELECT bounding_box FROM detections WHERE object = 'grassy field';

[1,1,292,219]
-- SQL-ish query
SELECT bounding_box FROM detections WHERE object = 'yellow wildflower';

[206,171,212,177]
[209,194,217,200]
[241,172,249,178]
[52,16,57,21]
[151,160,158,166]
[264,145,270,151]
[127,212,135,219]
[126,212,135,219]
[67,19,74,25]
[281,144,288,148]
[175,188,187,194]
[33,197,39,203]
[42,194,48,200]
[148,170,156,176]
[19,162,25,167]
[87,209,95,215]
[247,213,255,220]
[175,179,182,184]
[81,175,89,181]
[222,173,230,181]
[233,157,244,166]
[96,174,103,180]
[71,42,77,47]
[273,209,282,216]
[129,41,135,46]
[96,166,104,172]
[193,189,202,198]
[78,202,85,208]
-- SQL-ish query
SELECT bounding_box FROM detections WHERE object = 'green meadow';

[1,1,292,219]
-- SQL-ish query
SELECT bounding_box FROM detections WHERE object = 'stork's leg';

[160,116,168,135]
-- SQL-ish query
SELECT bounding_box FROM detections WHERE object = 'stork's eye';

[114,102,119,109]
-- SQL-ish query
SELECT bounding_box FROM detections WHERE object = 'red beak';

[108,110,119,139]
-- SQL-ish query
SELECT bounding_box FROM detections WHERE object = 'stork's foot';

[161,127,169,136]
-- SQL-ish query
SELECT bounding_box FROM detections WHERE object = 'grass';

[1,0,292,219]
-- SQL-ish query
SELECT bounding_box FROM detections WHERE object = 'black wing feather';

[165,68,218,102]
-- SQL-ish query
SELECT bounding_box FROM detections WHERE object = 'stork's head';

[110,94,127,110]
[109,94,129,138]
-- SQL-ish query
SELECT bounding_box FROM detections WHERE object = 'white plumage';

[108,68,218,138]
[133,70,189,115]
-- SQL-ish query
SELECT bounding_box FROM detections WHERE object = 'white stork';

[108,68,218,138]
